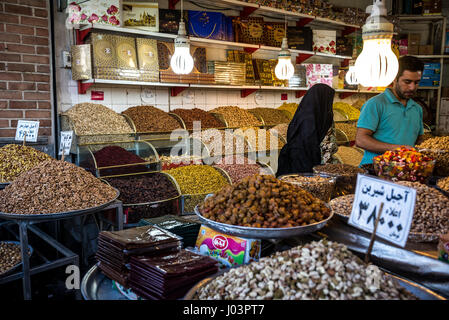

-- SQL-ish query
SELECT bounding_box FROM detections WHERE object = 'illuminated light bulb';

[355,0,399,87]
[170,21,194,75]
[345,65,358,85]
[275,37,295,80]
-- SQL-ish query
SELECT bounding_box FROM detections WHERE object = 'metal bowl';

[194,204,334,240]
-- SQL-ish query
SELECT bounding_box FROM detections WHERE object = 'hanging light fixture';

[345,65,358,85]
[170,0,194,75]
[354,0,398,87]
[275,16,294,81]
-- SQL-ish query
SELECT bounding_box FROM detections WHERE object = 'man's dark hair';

[396,55,424,79]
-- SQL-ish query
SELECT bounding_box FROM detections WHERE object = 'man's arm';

[355,128,410,154]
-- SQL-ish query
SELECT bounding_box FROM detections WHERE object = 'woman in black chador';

[276,83,337,176]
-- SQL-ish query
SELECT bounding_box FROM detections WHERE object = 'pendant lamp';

[170,0,194,75]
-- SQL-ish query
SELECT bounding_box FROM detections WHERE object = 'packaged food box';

[194,225,261,268]
[423,62,441,75]
[67,0,121,26]
[304,63,333,88]
[122,1,159,32]
[312,30,336,55]
[71,44,92,80]
[287,26,313,51]
[233,17,265,45]
[264,22,285,47]
[188,10,226,41]
[158,9,189,35]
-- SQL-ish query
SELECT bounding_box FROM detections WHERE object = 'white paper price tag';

[59,131,73,156]
[15,120,39,143]
[348,174,417,248]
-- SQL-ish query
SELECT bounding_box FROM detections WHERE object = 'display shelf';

[401,55,449,59]
[396,15,445,21]
[80,79,189,88]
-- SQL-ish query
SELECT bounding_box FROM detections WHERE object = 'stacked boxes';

[420,62,441,87]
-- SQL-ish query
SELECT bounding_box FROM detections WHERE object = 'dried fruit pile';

[210,106,262,128]
[248,108,291,126]
[193,240,416,300]
[123,105,181,132]
[0,160,117,215]
[171,108,225,130]
[199,174,330,228]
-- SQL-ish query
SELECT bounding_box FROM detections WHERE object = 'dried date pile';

[0,160,117,215]
[122,105,181,132]
[210,106,262,128]
[0,144,52,182]
[171,108,225,130]
[193,240,416,300]
[65,103,134,135]
[199,174,331,228]
[0,242,22,275]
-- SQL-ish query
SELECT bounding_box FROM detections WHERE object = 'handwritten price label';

[15,120,39,143]
[348,174,416,248]
[59,131,73,156]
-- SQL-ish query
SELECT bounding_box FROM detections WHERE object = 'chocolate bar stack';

[138,215,201,248]
[96,225,182,287]
[129,250,218,300]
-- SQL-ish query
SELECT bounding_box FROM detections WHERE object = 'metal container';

[78,140,160,177]
[313,164,367,198]
[124,112,186,140]
[279,173,336,203]
[193,204,334,239]
[102,172,182,224]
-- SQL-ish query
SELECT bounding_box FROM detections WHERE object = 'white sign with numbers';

[59,131,73,156]
[15,120,40,143]
[348,174,417,248]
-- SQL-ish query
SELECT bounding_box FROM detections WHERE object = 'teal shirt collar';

[384,88,419,109]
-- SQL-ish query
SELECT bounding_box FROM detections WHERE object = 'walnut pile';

[0,159,117,215]
[193,240,416,300]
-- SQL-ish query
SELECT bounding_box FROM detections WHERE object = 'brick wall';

[0,0,52,139]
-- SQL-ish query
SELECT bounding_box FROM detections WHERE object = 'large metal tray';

[0,241,33,278]
[183,270,446,300]
[81,264,128,300]
[0,189,119,222]
[194,204,334,239]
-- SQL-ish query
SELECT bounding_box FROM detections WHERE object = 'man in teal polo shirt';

[356,56,425,166]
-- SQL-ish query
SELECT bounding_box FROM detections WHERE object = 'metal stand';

[0,200,124,300]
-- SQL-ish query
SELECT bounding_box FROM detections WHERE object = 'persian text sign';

[348,174,416,247]
[15,120,39,143]
[59,131,74,156]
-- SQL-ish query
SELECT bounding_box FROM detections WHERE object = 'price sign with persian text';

[15,120,39,142]
[348,174,416,248]
[59,131,73,156]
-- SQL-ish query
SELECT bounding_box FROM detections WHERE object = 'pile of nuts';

[277,103,298,119]
[335,146,364,167]
[417,136,449,177]
[213,163,265,184]
[64,103,134,135]
[199,174,331,228]
[0,242,23,275]
[248,108,291,126]
[192,129,250,156]
[333,102,360,121]
[416,136,449,150]
[437,177,449,193]
[0,144,52,182]
[171,108,225,130]
[122,105,181,133]
[234,127,285,151]
[0,160,118,215]
[280,174,336,203]
[210,106,262,128]
[313,164,365,197]
[329,194,355,217]
[193,240,416,300]
[270,123,288,142]
[335,123,357,142]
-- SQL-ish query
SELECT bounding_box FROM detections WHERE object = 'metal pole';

[19,221,32,300]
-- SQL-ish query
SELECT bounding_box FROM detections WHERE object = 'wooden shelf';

[81,79,189,87]
[397,15,445,21]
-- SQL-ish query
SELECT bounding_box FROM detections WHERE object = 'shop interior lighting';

[354,0,398,87]
[275,16,295,81]
[170,0,194,75]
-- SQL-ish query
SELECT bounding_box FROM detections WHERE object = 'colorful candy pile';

[373,147,435,183]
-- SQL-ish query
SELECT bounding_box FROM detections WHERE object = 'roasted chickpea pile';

[199,174,331,228]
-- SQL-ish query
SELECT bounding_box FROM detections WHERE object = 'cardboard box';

[71,44,92,80]
[423,62,441,75]
[122,2,158,32]
[313,30,336,55]
[423,0,442,15]
[419,45,434,55]
[439,98,449,116]
[264,22,285,47]
[408,33,421,46]
[67,0,121,26]
[136,38,159,82]
[398,39,408,56]
[188,10,227,41]
[408,45,419,55]
[159,9,189,35]
[234,17,265,45]
[194,225,261,268]
[304,63,333,88]
[287,26,313,51]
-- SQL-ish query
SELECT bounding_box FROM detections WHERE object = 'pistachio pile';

[333,102,360,121]
[277,103,298,119]
[0,160,117,215]
[210,106,262,128]
[64,103,134,135]
[199,174,331,228]
[193,240,416,300]
[0,144,52,182]
[0,242,23,275]
[122,105,182,133]
[248,108,291,126]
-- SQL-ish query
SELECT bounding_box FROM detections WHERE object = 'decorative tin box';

[253,59,273,86]
[159,9,189,35]
[312,30,336,55]
[71,44,92,80]
[122,2,159,32]
[208,61,246,86]
[234,17,265,45]
[115,35,140,81]
[188,10,226,41]
[287,26,313,51]
[87,33,119,80]
[264,22,285,47]
[304,63,333,88]
[67,0,121,26]
[288,64,307,88]
[136,37,159,82]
